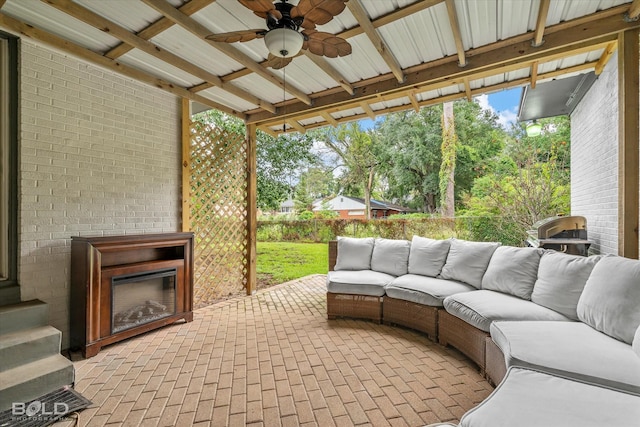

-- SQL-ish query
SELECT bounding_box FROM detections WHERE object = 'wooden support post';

[181,98,191,232]
[246,123,258,294]
[617,29,640,258]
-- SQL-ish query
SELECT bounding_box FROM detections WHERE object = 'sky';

[359,87,522,130]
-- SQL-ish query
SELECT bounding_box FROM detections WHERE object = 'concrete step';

[0,354,74,412]
[0,326,62,372]
[0,300,48,335]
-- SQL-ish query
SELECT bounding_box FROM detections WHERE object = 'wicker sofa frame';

[382,296,439,340]
[438,310,489,371]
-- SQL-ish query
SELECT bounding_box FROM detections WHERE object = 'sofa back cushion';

[577,256,640,344]
[334,237,375,271]
[481,246,543,300]
[407,236,451,277]
[531,251,601,320]
[371,238,411,277]
[634,325,640,359]
[440,239,500,288]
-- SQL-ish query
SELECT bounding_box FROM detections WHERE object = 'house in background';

[315,196,413,219]
[280,199,295,214]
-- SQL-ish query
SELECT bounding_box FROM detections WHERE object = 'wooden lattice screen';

[188,119,249,308]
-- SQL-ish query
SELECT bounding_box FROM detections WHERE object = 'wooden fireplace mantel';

[70,232,194,358]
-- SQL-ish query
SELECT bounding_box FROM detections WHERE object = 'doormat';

[0,385,92,427]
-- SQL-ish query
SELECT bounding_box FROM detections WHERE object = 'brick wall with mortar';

[18,40,181,349]
[570,52,619,255]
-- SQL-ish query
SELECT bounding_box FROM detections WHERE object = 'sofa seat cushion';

[443,290,569,332]
[385,274,476,307]
[326,270,394,297]
[459,367,640,427]
[490,321,640,395]
[577,256,640,344]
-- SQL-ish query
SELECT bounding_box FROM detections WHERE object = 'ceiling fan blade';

[206,29,266,43]
[239,0,282,20]
[303,30,351,58]
[265,54,293,69]
[292,0,348,29]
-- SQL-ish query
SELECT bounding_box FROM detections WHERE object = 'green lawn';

[256,242,328,288]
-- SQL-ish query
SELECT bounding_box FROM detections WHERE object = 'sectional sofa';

[326,236,640,426]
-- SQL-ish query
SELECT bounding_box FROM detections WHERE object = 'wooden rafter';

[248,9,631,126]
[141,0,312,106]
[628,0,640,20]
[105,0,214,59]
[303,52,354,95]
[321,111,338,126]
[533,0,551,47]
[287,119,306,134]
[408,91,420,112]
[360,102,376,120]
[531,61,539,89]
[463,77,472,101]
[595,41,618,75]
[445,0,466,67]
[42,0,276,113]
[0,11,244,118]
[347,0,405,83]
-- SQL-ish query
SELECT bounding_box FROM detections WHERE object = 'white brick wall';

[570,52,618,255]
[18,40,181,348]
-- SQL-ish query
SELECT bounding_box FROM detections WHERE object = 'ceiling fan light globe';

[265,28,304,58]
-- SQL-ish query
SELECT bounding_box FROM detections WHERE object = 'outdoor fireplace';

[70,233,193,358]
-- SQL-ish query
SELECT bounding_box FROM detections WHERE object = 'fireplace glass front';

[111,268,177,334]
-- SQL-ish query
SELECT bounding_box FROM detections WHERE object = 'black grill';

[525,215,591,256]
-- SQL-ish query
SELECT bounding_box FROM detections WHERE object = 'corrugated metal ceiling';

[0,0,637,134]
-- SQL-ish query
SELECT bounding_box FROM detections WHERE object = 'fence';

[257,216,525,246]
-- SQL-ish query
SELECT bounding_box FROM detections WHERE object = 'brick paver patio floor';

[63,275,493,427]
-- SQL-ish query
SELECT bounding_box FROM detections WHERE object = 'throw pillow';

[334,237,375,271]
[531,251,602,320]
[577,256,640,344]
[439,239,500,288]
[371,238,411,277]
[407,236,451,277]
[482,246,543,300]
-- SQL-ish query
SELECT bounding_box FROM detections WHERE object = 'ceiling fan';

[206,0,352,69]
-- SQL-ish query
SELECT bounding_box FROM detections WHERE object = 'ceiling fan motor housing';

[265,0,305,57]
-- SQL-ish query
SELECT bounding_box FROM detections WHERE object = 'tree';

[439,101,457,217]
[314,123,381,219]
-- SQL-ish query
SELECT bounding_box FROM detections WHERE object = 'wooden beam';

[463,77,472,101]
[42,0,276,113]
[258,126,277,137]
[321,111,338,126]
[595,41,617,75]
[617,28,640,258]
[408,91,421,112]
[628,0,640,20]
[347,0,405,83]
[0,0,6,9]
[303,51,355,95]
[530,61,539,89]
[360,102,376,119]
[445,0,466,66]
[105,0,214,59]
[287,119,306,134]
[533,0,551,47]
[181,98,191,232]
[0,11,245,118]
[141,0,312,106]
[245,123,257,294]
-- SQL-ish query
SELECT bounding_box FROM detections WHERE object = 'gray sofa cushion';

[443,290,569,332]
[334,237,375,271]
[634,324,640,359]
[326,270,393,296]
[460,367,640,427]
[491,321,640,395]
[481,246,543,300]
[577,256,640,344]
[407,236,451,277]
[385,274,476,307]
[370,238,411,277]
[440,239,500,288]
[531,251,601,320]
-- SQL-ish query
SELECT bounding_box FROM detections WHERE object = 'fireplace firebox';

[70,233,193,358]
